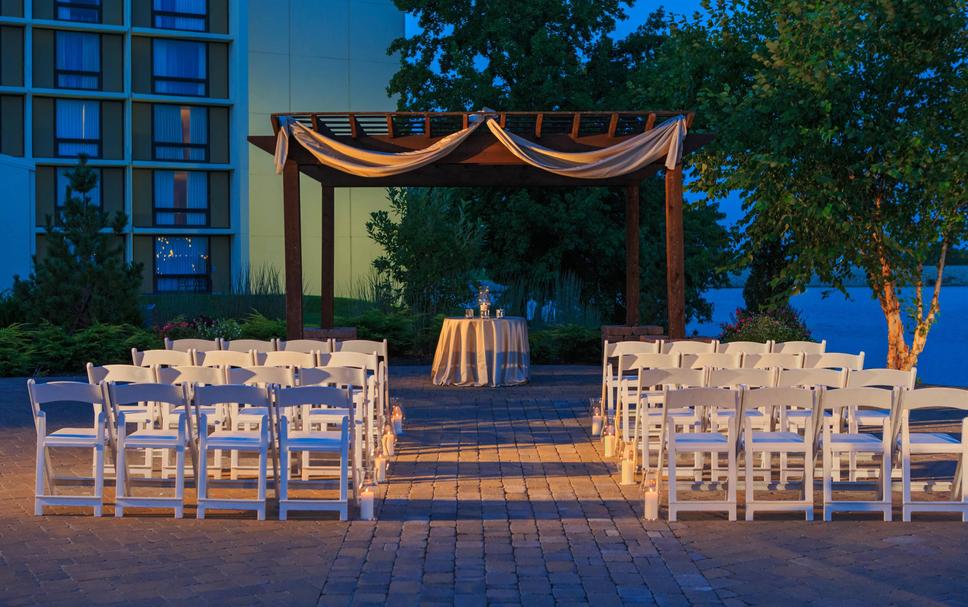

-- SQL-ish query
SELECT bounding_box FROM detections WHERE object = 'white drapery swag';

[274,115,687,178]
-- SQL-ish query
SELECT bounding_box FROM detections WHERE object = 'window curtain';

[153,0,207,31]
[56,31,100,89]
[57,0,100,22]
[57,167,101,207]
[154,105,207,161]
[153,39,206,96]
[154,170,207,225]
[56,99,100,157]
[154,236,209,291]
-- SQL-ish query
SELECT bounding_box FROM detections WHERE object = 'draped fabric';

[274,115,687,179]
[274,117,486,177]
[431,317,530,387]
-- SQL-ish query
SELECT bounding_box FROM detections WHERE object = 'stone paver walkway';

[1,366,967,606]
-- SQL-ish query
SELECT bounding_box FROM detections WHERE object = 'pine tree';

[12,156,143,331]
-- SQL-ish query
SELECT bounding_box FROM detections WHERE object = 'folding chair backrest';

[606,340,661,358]
[28,379,102,421]
[223,339,277,353]
[661,340,718,355]
[683,352,741,370]
[274,385,352,409]
[846,368,916,390]
[193,349,254,368]
[743,386,815,411]
[806,352,865,371]
[334,339,388,358]
[299,366,367,390]
[226,366,296,387]
[257,350,316,368]
[717,341,771,354]
[899,387,968,411]
[194,384,270,408]
[821,387,893,414]
[619,353,681,376]
[156,365,225,387]
[277,338,333,354]
[317,351,378,371]
[776,368,847,389]
[707,367,775,389]
[638,367,705,390]
[166,338,221,352]
[743,352,804,370]
[665,386,738,411]
[772,340,826,355]
[132,348,192,368]
[86,363,156,385]
[108,382,186,409]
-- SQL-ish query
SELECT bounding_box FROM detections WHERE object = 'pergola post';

[625,183,640,326]
[665,164,686,339]
[320,185,335,329]
[282,160,303,339]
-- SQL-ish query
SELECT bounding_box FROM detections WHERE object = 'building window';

[56,0,101,23]
[56,31,101,90]
[152,0,207,32]
[55,99,100,157]
[154,170,208,226]
[56,166,102,212]
[154,236,210,292]
[152,39,207,97]
[153,104,207,161]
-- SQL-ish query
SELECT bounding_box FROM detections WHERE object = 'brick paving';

[1,366,967,606]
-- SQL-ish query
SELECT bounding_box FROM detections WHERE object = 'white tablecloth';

[431,317,530,387]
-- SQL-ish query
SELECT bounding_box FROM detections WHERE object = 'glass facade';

[55,99,100,157]
[154,235,210,292]
[153,104,207,161]
[56,31,101,90]
[153,39,207,96]
[154,170,208,226]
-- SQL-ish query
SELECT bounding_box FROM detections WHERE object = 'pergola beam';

[282,160,303,340]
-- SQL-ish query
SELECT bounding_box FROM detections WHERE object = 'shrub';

[0,323,160,376]
[239,312,286,340]
[719,307,811,344]
[529,324,600,364]
[0,325,33,376]
[195,317,242,341]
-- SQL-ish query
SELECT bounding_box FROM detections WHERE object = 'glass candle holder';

[464,308,474,318]
[496,308,505,318]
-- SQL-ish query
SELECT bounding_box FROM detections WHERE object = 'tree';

[657,0,966,369]
[13,157,143,330]
[386,1,731,327]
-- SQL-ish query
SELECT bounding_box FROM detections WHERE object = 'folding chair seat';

[275,385,354,520]
[772,340,826,355]
[29,380,106,516]
[107,382,193,518]
[820,387,894,521]
[847,368,916,427]
[898,387,968,521]
[195,385,272,520]
[662,387,739,521]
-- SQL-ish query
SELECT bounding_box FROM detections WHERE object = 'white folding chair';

[898,387,968,521]
[318,351,383,447]
[86,363,157,478]
[820,387,894,521]
[131,348,192,368]
[847,367,916,427]
[274,385,353,520]
[195,384,271,520]
[627,367,704,479]
[29,380,106,516]
[278,338,333,354]
[717,341,771,355]
[225,366,296,480]
[806,352,865,372]
[223,338,277,353]
[106,382,192,518]
[155,365,227,478]
[772,340,826,355]
[706,367,776,481]
[192,349,255,367]
[602,340,662,415]
[299,366,367,482]
[663,387,739,521]
[661,340,719,355]
[165,338,221,352]
[330,343,390,427]
[257,350,317,368]
[615,352,681,440]
[743,387,816,520]
[742,352,804,370]
[775,368,848,479]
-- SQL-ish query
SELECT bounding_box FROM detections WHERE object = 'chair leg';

[881,448,892,522]
[340,449,349,522]
[197,446,208,520]
[823,447,833,522]
[279,447,289,521]
[668,446,677,522]
[175,447,185,519]
[902,449,912,522]
[115,444,126,519]
[257,447,267,521]
[34,437,45,516]
[302,451,310,481]
[727,447,737,522]
[745,446,754,521]
[804,447,814,521]
[94,445,104,517]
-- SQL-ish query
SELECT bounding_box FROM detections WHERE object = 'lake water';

[687,286,968,387]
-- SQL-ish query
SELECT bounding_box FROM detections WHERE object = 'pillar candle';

[604,434,616,457]
[360,485,375,520]
[375,453,387,483]
[644,488,659,521]
[621,458,635,485]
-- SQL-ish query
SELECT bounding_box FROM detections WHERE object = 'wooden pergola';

[248,110,712,340]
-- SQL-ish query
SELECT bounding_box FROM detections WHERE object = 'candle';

[382,423,396,457]
[644,477,659,521]
[360,484,375,520]
[591,406,603,437]
[374,452,387,483]
[604,434,616,457]
[621,457,635,485]
[391,404,404,435]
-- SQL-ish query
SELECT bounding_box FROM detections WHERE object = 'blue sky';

[403,0,744,228]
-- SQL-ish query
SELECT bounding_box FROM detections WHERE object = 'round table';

[431,317,530,387]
